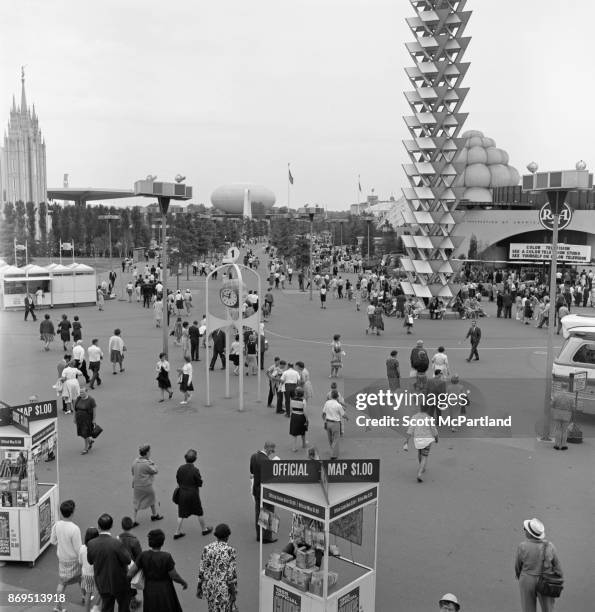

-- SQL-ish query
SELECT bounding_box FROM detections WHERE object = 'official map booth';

[0,399,59,565]
[259,459,379,612]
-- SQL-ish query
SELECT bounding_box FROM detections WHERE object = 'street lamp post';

[522,164,592,440]
[135,177,192,357]
[366,218,372,259]
[309,212,315,301]
[542,189,565,440]
[98,213,120,293]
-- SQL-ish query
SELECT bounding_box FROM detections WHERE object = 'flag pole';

[287,163,290,208]
[25,240,28,266]
[14,238,17,266]
[72,239,75,264]
[59,239,62,265]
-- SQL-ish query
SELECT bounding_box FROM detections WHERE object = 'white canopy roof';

[0,265,23,276]
[22,264,50,275]
[69,263,95,272]
[48,264,72,274]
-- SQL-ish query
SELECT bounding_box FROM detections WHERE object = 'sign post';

[522,166,592,441]
[568,371,587,442]
[134,178,193,356]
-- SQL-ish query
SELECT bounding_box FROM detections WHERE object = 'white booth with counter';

[0,263,97,310]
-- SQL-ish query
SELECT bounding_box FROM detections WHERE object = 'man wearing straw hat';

[438,593,460,611]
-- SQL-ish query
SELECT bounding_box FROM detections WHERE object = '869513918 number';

[3,592,66,605]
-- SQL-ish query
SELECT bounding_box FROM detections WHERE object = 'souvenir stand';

[259,459,379,612]
[0,399,59,565]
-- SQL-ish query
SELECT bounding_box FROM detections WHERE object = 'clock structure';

[220,285,239,308]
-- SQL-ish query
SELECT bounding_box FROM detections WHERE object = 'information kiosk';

[0,399,59,565]
[259,459,379,612]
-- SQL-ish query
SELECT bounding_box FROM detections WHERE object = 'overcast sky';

[1,0,593,210]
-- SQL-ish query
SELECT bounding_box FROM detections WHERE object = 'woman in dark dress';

[156,353,173,402]
[74,387,96,454]
[57,314,72,351]
[130,529,187,612]
[289,387,308,452]
[173,449,213,540]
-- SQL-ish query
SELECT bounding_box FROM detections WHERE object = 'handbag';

[130,569,145,590]
[91,423,103,438]
[172,486,180,504]
[536,542,564,598]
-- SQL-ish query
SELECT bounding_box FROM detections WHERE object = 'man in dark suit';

[502,291,513,319]
[24,293,37,321]
[189,320,201,361]
[209,328,226,370]
[465,321,482,362]
[250,441,277,543]
[87,513,132,611]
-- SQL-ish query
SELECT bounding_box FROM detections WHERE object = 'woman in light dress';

[431,346,450,380]
[131,445,163,526]
[154,298,164,328]
[329,334,345,379]
[61,361,83,414]
[295,361,313,401]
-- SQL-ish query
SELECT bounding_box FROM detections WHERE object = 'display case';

[0,400,59,565]
[259,459,379,612]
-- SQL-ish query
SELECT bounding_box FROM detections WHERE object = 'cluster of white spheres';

[454,130,521,202]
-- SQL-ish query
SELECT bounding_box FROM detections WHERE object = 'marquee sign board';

[509,243,591,263]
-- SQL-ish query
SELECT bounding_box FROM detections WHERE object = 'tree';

[381,228,398,255]
[270,218,296,259]
[0,202,16,260]
[468,234,478,260]
[26,201,37,253]
[15,201,27,246]
[291,235,311,269]
[38,202,48,255]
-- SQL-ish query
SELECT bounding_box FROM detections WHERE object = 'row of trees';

[0,201,271,264]
[269,214,404,265]
[0,201,403,266]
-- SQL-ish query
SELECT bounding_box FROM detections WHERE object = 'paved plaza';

[1,256,594,611]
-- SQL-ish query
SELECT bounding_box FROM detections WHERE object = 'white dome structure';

[210,183,275,215]
[454,130,520,202]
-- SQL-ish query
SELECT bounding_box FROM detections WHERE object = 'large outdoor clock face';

[220,286,239,308]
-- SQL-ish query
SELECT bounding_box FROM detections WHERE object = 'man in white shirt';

[126,280,134,302]
[50,499,83,611]
[322,391,347,459]
[280,362,300,417]
[108,329,126,375]
[320,285,327,309]
[72,340,90,384]
[87,338,104,389]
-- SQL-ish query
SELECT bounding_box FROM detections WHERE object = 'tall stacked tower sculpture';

[399,0,471,302]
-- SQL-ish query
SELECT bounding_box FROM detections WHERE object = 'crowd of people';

[17,237,583,612]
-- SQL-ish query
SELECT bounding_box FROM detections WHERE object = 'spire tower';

[399,0,472,302]
[20,66,27,113]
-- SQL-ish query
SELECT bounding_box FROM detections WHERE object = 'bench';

[417,309,460,320]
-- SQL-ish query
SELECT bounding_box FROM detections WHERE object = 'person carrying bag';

[536,541,564,599]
